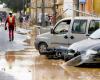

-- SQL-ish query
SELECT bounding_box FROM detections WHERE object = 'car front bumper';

[34,40,39,50]
[81,54,100,64]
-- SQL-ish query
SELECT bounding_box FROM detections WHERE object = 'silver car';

[66,45,100,67]
[34,17,100,54]
[81,45,100,64]
[64,29,100,66]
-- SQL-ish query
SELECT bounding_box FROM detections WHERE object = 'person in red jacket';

[5,11,16,41]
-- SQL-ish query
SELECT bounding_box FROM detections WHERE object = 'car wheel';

[38,43,48,55]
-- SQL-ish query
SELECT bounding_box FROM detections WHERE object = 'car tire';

[38,43,48,55]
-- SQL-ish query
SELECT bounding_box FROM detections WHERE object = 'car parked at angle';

[34,17,100,54]
[80,45,100,64]
[64,28,100,65]
[66,44,100,67]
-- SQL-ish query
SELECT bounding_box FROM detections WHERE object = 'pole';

[76,0,79,16]
[41,0,45,27]
[35,0,37,24]
[52,0,56,25]
[92,0,94,15]
[23,0,25,13]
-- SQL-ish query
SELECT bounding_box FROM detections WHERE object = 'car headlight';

[81,49,97,60]
[86,49,97,55]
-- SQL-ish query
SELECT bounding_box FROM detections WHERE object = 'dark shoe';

[9,39,11,42]
[12,38,14,41]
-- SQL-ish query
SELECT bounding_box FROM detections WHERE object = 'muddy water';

[0,50,100,80]
[32,55,100,80]
[0,27,100,80]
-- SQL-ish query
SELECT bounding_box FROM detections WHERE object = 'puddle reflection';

[0,51,99,80]
[5,51,15,69]
[0,51,33,80]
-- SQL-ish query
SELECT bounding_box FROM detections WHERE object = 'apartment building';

[79,0,100,16]
[79,0,93,16]
[31,0,53,19]
[93,0,100,16]
[31,0,64,22]
[56,0,64,18]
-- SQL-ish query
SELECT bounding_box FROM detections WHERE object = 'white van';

[34,17,100,54]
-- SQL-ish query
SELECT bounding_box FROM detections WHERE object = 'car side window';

[88,20,100,34]
[54,20,71,34]
[72,20,87,34]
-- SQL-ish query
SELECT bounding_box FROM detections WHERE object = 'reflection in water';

[0,50,100,80]
[32,55,100,80]
[0,51,33,80]
[5,51,15,69]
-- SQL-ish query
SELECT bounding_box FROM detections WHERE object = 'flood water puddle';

[0,51,100,80]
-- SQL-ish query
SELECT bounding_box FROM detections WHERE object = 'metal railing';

[57,8,98,19]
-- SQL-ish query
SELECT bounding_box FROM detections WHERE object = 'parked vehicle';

[66,44,100,67]
[80,45,100,64]
[68,28,100,52]
[61,29,100,67]
[34,17,100,54]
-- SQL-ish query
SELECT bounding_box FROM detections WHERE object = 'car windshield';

[89,29,100,39]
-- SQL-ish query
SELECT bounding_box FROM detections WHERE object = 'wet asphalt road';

[1,50,100,80]
[0,26,100,80]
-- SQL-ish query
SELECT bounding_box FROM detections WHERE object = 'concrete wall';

[93,0,100,16]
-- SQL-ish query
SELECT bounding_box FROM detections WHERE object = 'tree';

[0,0,25,12]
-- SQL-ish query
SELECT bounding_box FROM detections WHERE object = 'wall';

[93,0,100,16]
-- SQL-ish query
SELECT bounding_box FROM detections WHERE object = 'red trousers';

[8,25,14,41]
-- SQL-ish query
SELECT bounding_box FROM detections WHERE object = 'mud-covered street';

[1,50,100,80]
[0,26,99,80]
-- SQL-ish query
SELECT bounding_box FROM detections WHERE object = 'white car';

[34,17,100,54]
[66,44,100,66]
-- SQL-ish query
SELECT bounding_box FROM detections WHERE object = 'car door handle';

[64,35,68,39]
[70,36,74,39]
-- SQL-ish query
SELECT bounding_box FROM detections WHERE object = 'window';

[54,20,71,34]
[72,20,87,34]
[88,20,100,34]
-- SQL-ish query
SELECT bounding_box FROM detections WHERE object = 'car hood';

[68,38,100,52]
[37,32,51,38]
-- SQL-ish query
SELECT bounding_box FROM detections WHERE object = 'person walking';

[5,11,16,41]
[0,16,2,26]
[19,15,23,28]
[45,14,49,26]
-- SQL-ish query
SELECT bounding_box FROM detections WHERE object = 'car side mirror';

[51,28,55,34]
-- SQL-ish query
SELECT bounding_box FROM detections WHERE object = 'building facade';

[56,0,64,19]
[79,0,93,16]
[93,0,100,16]
[31,0,100,23]
[79,0,100,16]
[31,0,64,23]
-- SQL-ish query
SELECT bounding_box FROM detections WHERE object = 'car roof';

[60,16,100,21]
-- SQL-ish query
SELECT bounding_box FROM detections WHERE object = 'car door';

[50,19,71,47]
[68,19,88,45]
